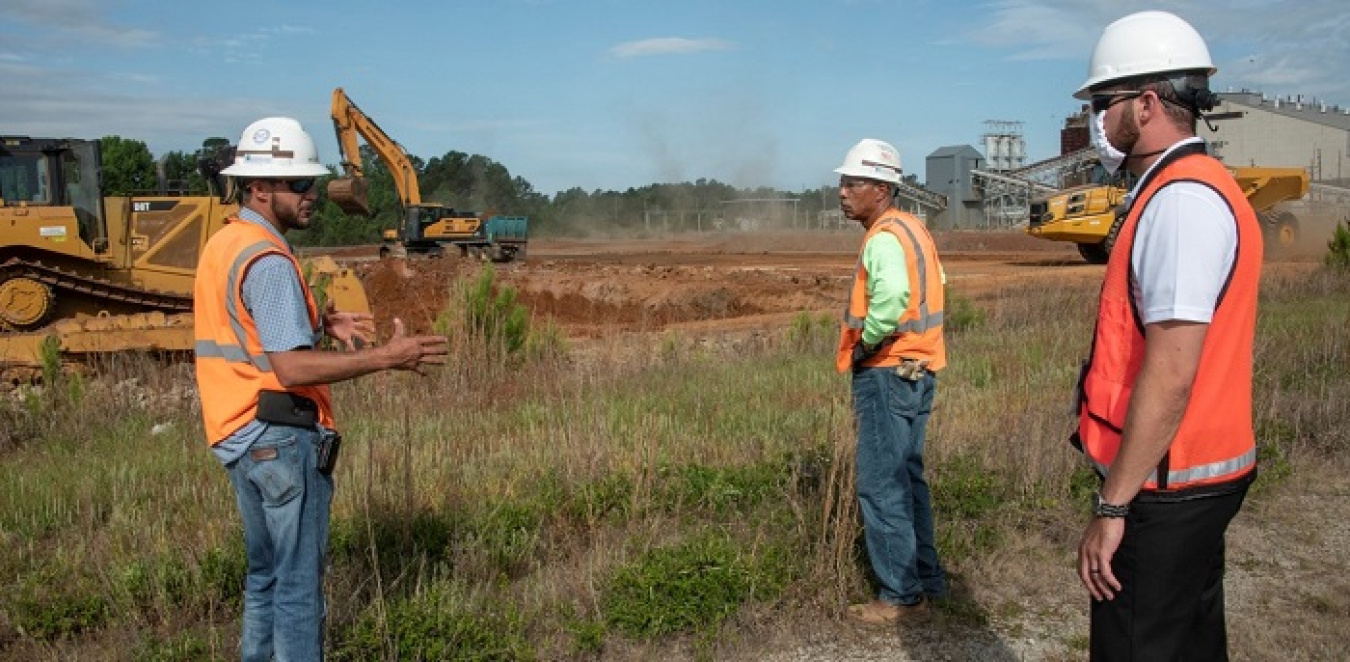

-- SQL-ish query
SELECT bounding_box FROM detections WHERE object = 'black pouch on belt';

[316,430,342,475]
[256,390,319,427]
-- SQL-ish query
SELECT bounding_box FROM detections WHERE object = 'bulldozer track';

[0,257,192,328]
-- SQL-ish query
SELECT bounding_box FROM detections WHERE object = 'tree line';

[98,135,854,246]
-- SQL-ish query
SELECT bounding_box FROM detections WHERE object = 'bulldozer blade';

[327,177,371,216]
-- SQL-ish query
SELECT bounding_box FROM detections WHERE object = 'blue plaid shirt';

[211,209,322,464]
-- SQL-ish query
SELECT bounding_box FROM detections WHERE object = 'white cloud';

[608,37,732,59]
[971,0,1350,102]
[5,0,157,48]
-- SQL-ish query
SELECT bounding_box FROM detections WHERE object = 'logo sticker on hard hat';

[251,128,271,144]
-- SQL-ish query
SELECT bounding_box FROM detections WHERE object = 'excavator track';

[0,257,191,332]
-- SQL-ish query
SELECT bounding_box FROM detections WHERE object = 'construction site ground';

[331,225,1334,347]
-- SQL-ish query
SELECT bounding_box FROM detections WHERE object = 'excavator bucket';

[327,176,370,216]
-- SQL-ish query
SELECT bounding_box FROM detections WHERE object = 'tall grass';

[1,264,1346,660]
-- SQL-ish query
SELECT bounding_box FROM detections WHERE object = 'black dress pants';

[1090,485,1249,661]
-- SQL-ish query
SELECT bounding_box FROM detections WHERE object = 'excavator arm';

[327,87,421,215]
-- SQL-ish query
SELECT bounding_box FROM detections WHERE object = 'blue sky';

[2,0,1346,196]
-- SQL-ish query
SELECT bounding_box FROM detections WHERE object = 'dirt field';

[343,230,1092,340]
[336,228,1326,344]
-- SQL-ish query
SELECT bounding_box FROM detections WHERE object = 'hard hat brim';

[221,162,330,178]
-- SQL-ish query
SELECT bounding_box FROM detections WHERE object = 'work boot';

[846,599,928,625]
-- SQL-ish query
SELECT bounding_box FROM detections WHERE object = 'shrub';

[457,264,530,357]
[1326,217,1350,269]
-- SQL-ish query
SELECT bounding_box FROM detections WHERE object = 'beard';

[1113,101,1141,158]
[271,196,313,232]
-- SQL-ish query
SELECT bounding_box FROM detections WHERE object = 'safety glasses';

[274,178,318,195]
[1091,90,1143,113]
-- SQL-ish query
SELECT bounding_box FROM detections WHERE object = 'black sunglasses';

[1090,90,1143,113]
[273,178,318,195]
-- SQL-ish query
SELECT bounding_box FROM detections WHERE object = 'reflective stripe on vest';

[842,218,945,334]
[1084,446,1258,489]
[193,240,277,371]
[1075,146,1260,492]
[836,209,946,373]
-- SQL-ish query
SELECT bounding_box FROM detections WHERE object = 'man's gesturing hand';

[382,318,450,374]
[323,301,376,351]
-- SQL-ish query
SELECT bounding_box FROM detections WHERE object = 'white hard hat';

[1074,10,1216,100]
[834,138,902,184]
[220,116,329,178]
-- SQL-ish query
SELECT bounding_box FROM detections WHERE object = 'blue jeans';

[852,367,945,605]
[226,424,333,661]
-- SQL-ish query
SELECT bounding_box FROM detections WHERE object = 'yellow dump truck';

[1027,165,1310,263]
[0,135,369,383]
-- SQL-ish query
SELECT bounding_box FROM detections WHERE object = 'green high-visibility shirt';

[860,230,945,346]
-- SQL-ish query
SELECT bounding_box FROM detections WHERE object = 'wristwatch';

[1092,491,1130,518]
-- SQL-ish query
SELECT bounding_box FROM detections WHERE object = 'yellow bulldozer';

[1027,165,1310,263]
[0,135,369,383]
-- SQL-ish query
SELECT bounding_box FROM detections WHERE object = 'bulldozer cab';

[1,137,106,248]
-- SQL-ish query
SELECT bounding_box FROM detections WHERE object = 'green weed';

[334,581,533,661]
[944,289,987,332]
[11,571,109,640]
[603,532,790,639]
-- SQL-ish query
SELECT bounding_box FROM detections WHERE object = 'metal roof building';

[1201,91,1350,183]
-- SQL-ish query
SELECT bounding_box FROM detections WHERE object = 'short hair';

[1128,73,1212,133]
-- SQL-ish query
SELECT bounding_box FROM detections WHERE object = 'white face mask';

[1089,110,1128,175]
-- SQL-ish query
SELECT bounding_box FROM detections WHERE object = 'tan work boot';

[847,599,928,625]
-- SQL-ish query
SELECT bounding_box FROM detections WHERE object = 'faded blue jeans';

[852,366,946,606]
[226,424,332,661]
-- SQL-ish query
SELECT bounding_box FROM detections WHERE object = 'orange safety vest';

[1075,145,1260,492]
[836,209,946,373]
[194,217,335,444]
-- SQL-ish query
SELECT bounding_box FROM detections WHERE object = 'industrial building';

[1202,91,1350,183]
[908,90,1350,230]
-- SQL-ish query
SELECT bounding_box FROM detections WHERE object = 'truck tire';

[1076,243,1109,264]
[1259,211,1299,257]
[1077,208,1127,265]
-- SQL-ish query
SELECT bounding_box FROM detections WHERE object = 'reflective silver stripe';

[897,310,944,333]
[889,218,944,333]
[843,217,944,332]
[219,240,283,372]
[194,340,272,371]
[1095,447,1256,487]
[1160,447,1257,486]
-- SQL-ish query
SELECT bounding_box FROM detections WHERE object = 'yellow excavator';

[327,87,528,261]
[1027,165,1310,263]
[0,135,369,383]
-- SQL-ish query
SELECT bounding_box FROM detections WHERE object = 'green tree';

[99,136,156,196]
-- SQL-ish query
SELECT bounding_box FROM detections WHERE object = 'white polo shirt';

[1127,138,1238,325]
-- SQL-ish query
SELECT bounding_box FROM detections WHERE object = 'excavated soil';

[337,230,1110,341]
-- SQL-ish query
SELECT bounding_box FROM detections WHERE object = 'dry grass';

[0,264,1346,661]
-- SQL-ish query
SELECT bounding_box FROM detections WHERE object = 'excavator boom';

[328,87,421,215]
